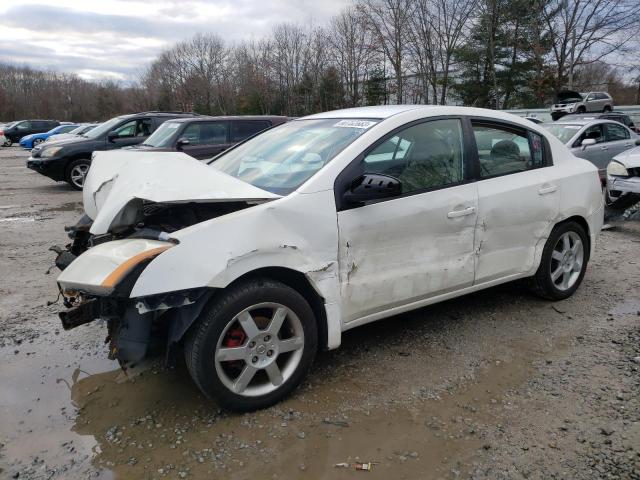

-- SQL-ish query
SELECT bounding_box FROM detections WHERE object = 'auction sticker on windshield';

[334,120,377,129]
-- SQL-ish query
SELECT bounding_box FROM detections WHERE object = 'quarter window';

[604,123,629,141]
[363,119,465,193]
[472,123,541,177]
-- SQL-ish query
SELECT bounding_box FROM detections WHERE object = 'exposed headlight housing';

[41,146,63,158]
[607,161,629,177]
[57,239,175,295]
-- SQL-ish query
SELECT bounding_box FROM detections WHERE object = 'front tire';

[529,221,589,300]
[33,138,44,146]
[66,159,90,190]
[184,278,318,411]
[577,106,586,113]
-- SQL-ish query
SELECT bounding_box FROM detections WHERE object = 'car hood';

[555,90,583,103]
[613,146,640,169]
[84,150,281,235]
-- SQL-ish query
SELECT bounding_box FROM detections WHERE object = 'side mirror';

[176,137,190,148]
[635,139,640,146]
[107,131,118,142]
[343,173,402,204]
[581,138,596,150]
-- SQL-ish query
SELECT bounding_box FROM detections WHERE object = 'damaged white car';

[55,106,604,411]
[606,146,640,212]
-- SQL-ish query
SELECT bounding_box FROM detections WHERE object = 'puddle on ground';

[609,298,640,316]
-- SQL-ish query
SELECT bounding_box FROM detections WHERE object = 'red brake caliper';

[223,328,247,369]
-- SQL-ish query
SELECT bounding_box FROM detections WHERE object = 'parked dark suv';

[2,120,60,146]
[27,112,199,189]
[126,115,288,159]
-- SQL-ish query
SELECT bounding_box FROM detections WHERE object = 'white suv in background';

[551,91,613,120]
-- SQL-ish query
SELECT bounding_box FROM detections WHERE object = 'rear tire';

[66,159,90,190]
[529,221,589,300]
[3,138,12,147]
[184,278,317,411]
[603,105,612,113]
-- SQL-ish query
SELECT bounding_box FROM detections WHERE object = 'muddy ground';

[0,146,639,480]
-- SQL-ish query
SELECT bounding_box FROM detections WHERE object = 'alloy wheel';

[549,231,584,291]
[214,302,305,397]
[70,164,89,189]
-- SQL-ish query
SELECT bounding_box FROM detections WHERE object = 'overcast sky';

[0,0,349,82]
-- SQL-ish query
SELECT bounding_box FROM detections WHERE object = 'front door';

[108,118,153,149]
[336,118,478,322]
[470,120,559,282]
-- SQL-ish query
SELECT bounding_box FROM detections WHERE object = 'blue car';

[20,124,79,149]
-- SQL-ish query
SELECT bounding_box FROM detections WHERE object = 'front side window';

[212,118,378,195]
[472,123,539,177]
[604,123,629,141]
[363,119,464,193]
[575,125,604,147]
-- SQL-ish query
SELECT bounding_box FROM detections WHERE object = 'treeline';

[2,0,640,122]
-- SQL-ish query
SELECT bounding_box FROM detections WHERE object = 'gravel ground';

[0,146,639,480]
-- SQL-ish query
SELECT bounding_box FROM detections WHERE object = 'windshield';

[68,125,91,135]
[211,118,378,195]
[84,117,125,139]
[542,123,582,144]
[142,121,181,147]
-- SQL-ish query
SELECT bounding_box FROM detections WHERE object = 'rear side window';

[231,121,271,142]
[182,122,228,145]
[604,123,630,141]
[471,123,545,177]
[16,121,31,130]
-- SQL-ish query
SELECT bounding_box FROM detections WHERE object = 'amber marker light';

[100,245,172,289]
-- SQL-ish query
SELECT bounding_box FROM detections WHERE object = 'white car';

[606,146,640,211]
[55,106,603,410]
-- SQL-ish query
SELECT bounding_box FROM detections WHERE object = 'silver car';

[542,119,638,180]
[550,90,613,120]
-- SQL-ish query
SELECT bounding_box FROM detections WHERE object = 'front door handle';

[447,206,476,218]
[600,146,608,150]
[538,184,558,195]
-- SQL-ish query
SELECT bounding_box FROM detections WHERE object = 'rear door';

[471,119,559,282]
[603,122,634,158]
[178,121,230,159]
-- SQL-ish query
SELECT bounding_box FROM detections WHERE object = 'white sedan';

[55,106,603,410]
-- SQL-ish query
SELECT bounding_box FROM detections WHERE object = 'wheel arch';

[553,215,591,260]
[224,267,330,351]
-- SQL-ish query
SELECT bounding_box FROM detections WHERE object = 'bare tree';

[357,0,414,104]
[543,0,640,90]
[328,7,376,106]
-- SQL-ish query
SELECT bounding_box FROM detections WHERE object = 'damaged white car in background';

[54,105,604,411]
[606,146,640,212]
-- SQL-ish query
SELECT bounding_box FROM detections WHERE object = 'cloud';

[0,0,350,81]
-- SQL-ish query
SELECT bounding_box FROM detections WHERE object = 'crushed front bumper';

[607,175,640,195]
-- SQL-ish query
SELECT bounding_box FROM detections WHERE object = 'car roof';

[551,118,622,127]
[304,105,425,119]
[164,115,288,124]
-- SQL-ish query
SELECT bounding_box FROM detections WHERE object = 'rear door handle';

[447,206,476,218]
[538,185,557,195]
